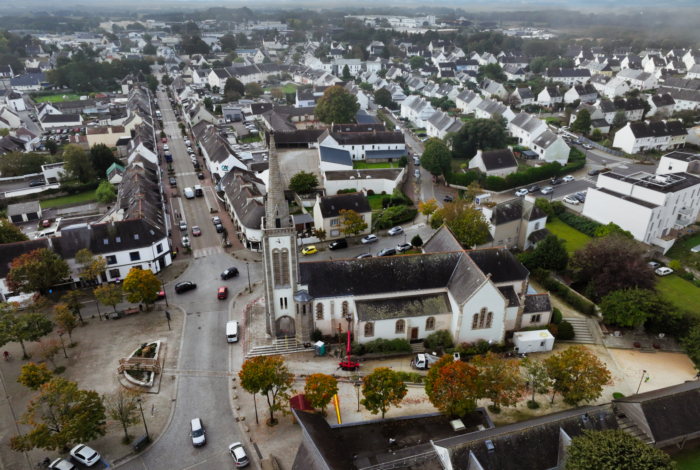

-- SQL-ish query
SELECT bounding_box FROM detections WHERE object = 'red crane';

[338,329,360,371]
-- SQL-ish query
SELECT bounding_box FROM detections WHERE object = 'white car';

[655,267,674,276]
[515,188,528,197]
[70,444,100,467]
[648,261,661,269]
[541,186,554,195]
[182,236,191,248]
[229,442,250,467]
[563,195,579,205]
[388,226,403,236]
[163,144,169,150]
[49,459,76,470]
[361,234,378,244]
[190,418,206,446]
[582,143,593,150]
[396,243,413,253]
[562,175,575,182]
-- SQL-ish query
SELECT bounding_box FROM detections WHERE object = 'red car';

[218,287,228,299]
[192,226,201,236]
[162,138,167,143]
[42,219,51,227]
[156,291,165,300]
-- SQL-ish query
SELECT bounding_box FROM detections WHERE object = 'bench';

[123,307,139,316]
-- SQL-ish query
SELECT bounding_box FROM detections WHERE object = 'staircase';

[245,339,310,358]
[615,412,653,444]
[560,317,595,344]
[411,342,425,354]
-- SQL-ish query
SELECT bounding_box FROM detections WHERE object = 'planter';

[123,340,161,388]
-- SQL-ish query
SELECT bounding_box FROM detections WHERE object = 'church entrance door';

[276,315,296,338]
[411,327,419,341]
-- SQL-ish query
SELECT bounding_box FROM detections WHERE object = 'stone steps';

[245,341,311,358]
[559,317,595,344]
[411,343,425,354]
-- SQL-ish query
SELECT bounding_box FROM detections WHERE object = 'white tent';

[513,329,555,353]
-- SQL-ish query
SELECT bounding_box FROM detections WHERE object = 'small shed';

[513,329,555,353]
[7,201,41,224]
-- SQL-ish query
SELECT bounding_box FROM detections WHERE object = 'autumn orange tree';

[239,355,295,426]
[418,198,438,222]
[6,248,71,295]
[360,367,407,419]
[472,352,522,413]
[304,373,338,415]
[424,355,480,418]
[122,267,161,309]
[53,304,78,345]
[17,362,53,390]
[339,209,369,242]
[544,345,611,406]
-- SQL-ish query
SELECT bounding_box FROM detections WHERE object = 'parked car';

[562,175,575,182]
[691,245,700,253]
[179,221,187,231]
[574,193,586,203]
[163,144,169,150]
[70,444,100,467]
[169,177,177,186]
[515,188,528,197]
[416,132,427,137]
[572,139,582,145]
[361,234,378,244]
[377,248,397,257]
[388,226,403,236]
[176,281,197,294]
[182,236,190,248]
[190,418,206,446]
[162,138,167,143]
[588,169,601,176]
[444,195,454,202]
[655,267,674,276]
[563,195,580,205]
[355,253,372,259]
[414,169,420,179]
[221,267,239,279]
[648,261,661,269]
[228,442,250,468]
[218,287,229,299]
[541,186,554,195]
[396,243,413,253]
[192,226,201,236]
[212,216,221,225]
[301,246,318,255]
[551,178,563,185]
[197,173,204,180]
[215,223,224,233]
[328,239,348,250]
[48,459,76,470]
[29,179,46,187]
[42,219,51,227]
[528,185,541,193]
[582,143,593,150]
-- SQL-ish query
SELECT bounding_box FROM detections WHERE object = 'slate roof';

[329,132,405,145]
[531,130,561,150]
[41,114,82,123]
[498,285,520,307]
[481,149,517,171]
[509,113,545,134]
[490,198,546,226]
[330,123,386,133]
[219,168,266,230]
[466,247,529,284]
[515,88,534,100]
[0,239,51,278]
[523,294,552,313]
[651,93,675,107]
[355,293,452,321]
[423,225,463,254]
[292,410,357,470]
[528,227,551,243]
[318,193,370,218]
[544,68,591,79]
[7,201,40,216]
[365,149,407,160]
[318,146,352,167]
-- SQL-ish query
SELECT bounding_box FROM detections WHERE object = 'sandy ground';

[609,349,698,395]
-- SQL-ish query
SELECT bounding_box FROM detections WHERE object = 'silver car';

[541,186,554,195]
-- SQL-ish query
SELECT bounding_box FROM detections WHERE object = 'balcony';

[679,206,693,216]
[675,215,693,228]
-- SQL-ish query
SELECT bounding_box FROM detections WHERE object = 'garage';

[7,201,41,224]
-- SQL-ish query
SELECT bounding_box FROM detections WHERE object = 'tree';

[570,235,656,302]
[342,64,352,80]
[94,283,123,313]
[313,228,327,248]
[6,248,71,295]
[146,73,158,92]
[288,170,319,194]
[103,388,142,444]
[17,362,53,391]
[220,34,237,51]
[544,345,611,406]
[95,180,117,204]
[53,304,78,344]
[570,109,591,134]
[424,355,479,418]
[34,338,62,370]
[0,306,53,359]
[449,207,490,247]
[245,82,264,98]
[122,268,161,309]
[409,56,425,70]
[521,358,553,408]
[374,87,393,108]
[339,209,369,241]
[411,234,423,247]
[90,144,121,177]
[10,377,106,452]
[270,87,285,100]
[361,367,407,419]
[203,97,213,110]
[594,222,633,239]
[600,288,667,327]
[450,118,507,160]
[418,198,438,222]
[60,290,86,324]
[507,93,521,108]
[225,77,245,98]
[463,181,483,202]
[314,86,360,124]
[612,109,627,129]
[681,323,700,366]
[75,249,107,284]
[590,128,602,141]
[530,234,569,271]
[565,429,674,470]
[304,373,339,414]
[239,355,295,425]
[44,140,58,156]
[0,217,28,244]
[62,145,96,183]
[472,352,522,412]
[421,138,452,178]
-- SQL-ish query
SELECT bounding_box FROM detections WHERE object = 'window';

[106,255,117,265]
[134,234,139,240]
[330,219,339,226]
[534,222,540,230]
[156,243,163,253]
[280,297,284,309]
[116,237,121,243]
[426,317,435,331]
[472,314,479,329]
[486,312,493,328]
[109,268,120,279]
[284,297,288,309]
[316,303,324,320]
[497,240,503,245]
[103,238,109,245]
[531,314,541,323]
[365,322,374,337]
[395,319,405,334]
[129,252,141,261]
[342,301,349,317]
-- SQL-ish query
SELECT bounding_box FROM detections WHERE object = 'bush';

[311,329,322,342]
[337,188,358,195]
[557,320,575,340]
[367,189,375,196]
[612,392,625,399]
[679,271,695,282]
[351,338,412,356]
[377,206,417,228]
[558,212,603,238]
[445,170,480,187]
[536,270,596,315]
[527,400,540,409]
[395,371,423,383]
[424,330,454,350]
[398,155,408,168]
[411,234,423,247]
[551,201,566,216]
[552,308,562,324]
[669,260,682,271]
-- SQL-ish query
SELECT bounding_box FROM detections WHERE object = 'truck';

[414,353,440,370]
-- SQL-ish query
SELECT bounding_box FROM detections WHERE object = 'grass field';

[656,275,700,312]
[367,194,385,211]
[40,191,97,209]
[666,232,700,261]
[451,158,469,173]
[460,115,475,122]
[353,161,392,169]
[264,83,297,93]
[34,94,81,103]
[240,134,262,143]
[547,218,592,254]
[673,446,700,470]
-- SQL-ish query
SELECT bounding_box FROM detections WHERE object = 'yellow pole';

[334,394,341,424]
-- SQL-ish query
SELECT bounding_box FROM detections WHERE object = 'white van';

[194,185,203,197]
[226,321,239,343]
[156,110,161,118]
[184,187,194,199]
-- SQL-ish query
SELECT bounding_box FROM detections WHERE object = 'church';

[261,133,553,346]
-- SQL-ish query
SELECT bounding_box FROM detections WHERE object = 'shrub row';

[558,212,603,238]
[445,170,480,187]
[424,330,453,350]
[377,206,417,229]
[533,268,596,315]
[350,338,412,356]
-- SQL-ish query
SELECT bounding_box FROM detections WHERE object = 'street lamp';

[137,398,150,441]
[355,382,361,412]
[246,262,251,293]
[57,330,68,358]
[636,370,647,394]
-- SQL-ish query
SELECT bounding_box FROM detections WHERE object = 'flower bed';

[123,340,161,388]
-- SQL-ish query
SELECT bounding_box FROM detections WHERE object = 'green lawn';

[367,194,385,211]
[547,218,592,254]
[451,158,469,173]
[240,134,262,143]
[656,275,700,312]
[264,83,298,94]
[353,161,392,169]
[35,94,81,103]
[672,445,700,470]
[666,232,700,261]
[460,115,475,122]
[39,191,97,209]
[545,117,562,126]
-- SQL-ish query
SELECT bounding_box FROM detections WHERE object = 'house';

[597,98,645,124]
[455,89,483,113]
[106,163,125,185]
[564,84,599,104]
[644,56,667,74]
[323,168,406,196]
[468,148,518,177]
[656,87,700,112]
[475,98,516,122]
[477,196,549,251]
[7,201,42,224]
[0,106,22,129]
[590,74,630,99]
[219,167,266,252]
[312,192,371,241]
[616,69,658,90]
[502,64,527,81]
[508,113,546,147]
[536,87,563,107]
[40,114,82,130]
[512,87,535,106]
[318,129,406,161]
[612,121,687,154]
[686,64,700,80]
[426,110,463,140]
[648,94,676,119]
[344,82,370,110]
[400,95,436,127]
[582,171,700,253]
[192,121,246,179]
[10,73,47,92]
[479,78,508,100]
[543,68,591,86]
[531,130,571,165]
[2,89,25,113]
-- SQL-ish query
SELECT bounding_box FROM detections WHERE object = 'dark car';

[197,173,204,180]
[221,267,239,280]
[175,281,197,294]
[29,179,46,187]
[588,169,601,176]
[572,139,583,145]
[328,239,348,250]
[551,178,563,185]
[575,192,587,202]
[444,195,454,203]
[377,248,397,257]
[215,223,224,233]
[355,253,372,259]
[169,177,177,187]
[528,185,541,193]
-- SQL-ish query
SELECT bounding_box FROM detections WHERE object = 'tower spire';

[265,132,290,229]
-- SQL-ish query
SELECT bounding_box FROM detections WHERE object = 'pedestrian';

[176,246,179,253]
[139,304,143,312]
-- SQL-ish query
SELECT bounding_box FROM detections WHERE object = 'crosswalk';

[193,246,225,259]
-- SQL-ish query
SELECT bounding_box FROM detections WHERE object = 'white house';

[508,113,546,147]
[401,95,436,127]
[564,84,599,104]
[477,195,550,252]
[318,129,406,161]
[40,114,82,130]
[469,148,518,177]
[542,68,591,86]
[590,74,630,99]
[475,99,516,122]
[455,89,483,113]
[536,87,563,107]
[426,111,463,140]
[657,87,700,112]
[617,69,658,90]
[512,88,535,106]
[612,121,688,154]
[648,94,676,119]
[582,171,700,254]
[479,78,508,100]
[313,192,371,240]
[220,167,266,252]
[531,131,571,165]
[323,168,405,196]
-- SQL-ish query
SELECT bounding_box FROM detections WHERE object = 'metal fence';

[580,137,624,157]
